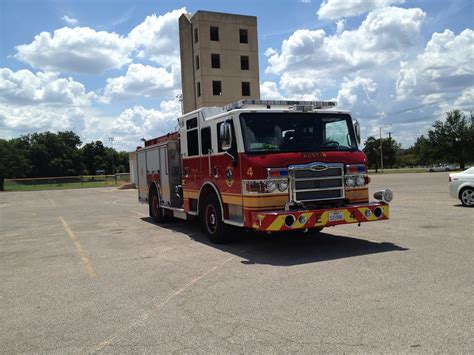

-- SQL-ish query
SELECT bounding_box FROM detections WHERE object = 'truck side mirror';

[220,121,232,151]
[354,120,361,145]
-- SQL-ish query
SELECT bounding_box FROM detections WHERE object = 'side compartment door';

[159,146,170,205]
[137,150,148,201]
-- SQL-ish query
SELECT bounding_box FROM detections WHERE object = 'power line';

[366,95,459,119]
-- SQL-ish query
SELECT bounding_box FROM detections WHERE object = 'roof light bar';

[224,99,337,111]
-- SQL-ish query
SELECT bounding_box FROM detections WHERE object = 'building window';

[240,56,249,70]
[211,53,220,68]
[213,81,222,96]
[195,55,200,70]
[239,29,248,43]
[194,28,198,43]
[241,82,250,96]
[201,127,212,155]
[197,82,201,97]
[210,26,219,41]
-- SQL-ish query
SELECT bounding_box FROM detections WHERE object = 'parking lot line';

[92,253,239,352]
[59,216,97,279]
[47,192,56,207]
[130,210,147,217]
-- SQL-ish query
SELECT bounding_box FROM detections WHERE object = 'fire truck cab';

[136,99,393,243]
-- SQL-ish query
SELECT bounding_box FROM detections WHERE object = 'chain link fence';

[4,174,131,191]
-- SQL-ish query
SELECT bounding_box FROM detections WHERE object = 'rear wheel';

[149,188,166,223]
[202,194,229,243]
[460,187,474,207]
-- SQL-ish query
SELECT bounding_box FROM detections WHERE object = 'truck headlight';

[266,180,277,193]
[277,180,288,192]
[345,176,355,187]
[374,189,393,203]
[355,175,365,187]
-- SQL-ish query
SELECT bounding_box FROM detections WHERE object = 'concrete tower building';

[179,11,260,114]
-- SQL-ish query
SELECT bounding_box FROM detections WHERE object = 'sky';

[0,0,473,151]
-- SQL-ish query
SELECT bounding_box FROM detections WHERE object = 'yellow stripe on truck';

[243,195,288,208]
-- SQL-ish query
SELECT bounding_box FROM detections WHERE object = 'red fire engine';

[136,99,393,243]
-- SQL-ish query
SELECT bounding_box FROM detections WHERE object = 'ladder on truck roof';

[224,99,337,111]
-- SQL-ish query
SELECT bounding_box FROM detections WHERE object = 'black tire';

[149,187,166,223]
[202,194,229,243]
[459,187,474,207]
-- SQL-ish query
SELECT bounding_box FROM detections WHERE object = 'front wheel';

[460,187,474,207]
[302,227,324,235]
[202,194,229,243]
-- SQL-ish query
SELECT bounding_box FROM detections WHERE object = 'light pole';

[176,93,183,115]
[108,137,116,183]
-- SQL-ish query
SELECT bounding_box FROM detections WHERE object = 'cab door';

[214,119,243,211]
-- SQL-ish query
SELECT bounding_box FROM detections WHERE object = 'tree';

[363,136,401,171]
[363,136,380,172]
[0,138,31,191]
[427,110,474,169]
[81,141,107,175]
[26,131,84,177]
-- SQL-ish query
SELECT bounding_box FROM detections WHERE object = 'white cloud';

[15,27,133,74]
[0,68,95,106]
[260,81,283,99]
[0,105,86,135]
[267,7,425,78]
[436,87,474,115]
[128,8,186,67]
[279,73,324,100]
[396,29,474,100]
[14,8,186,75]
[110,100,181,148]
[317,0,405,20]
[61,15,79,26]
[336,76,378,109]
[266,7,425,100]
[102,63,179,101]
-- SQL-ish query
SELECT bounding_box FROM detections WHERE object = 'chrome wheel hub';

[461,190,474,206]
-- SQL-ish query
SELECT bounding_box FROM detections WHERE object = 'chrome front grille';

[289,163,344,203]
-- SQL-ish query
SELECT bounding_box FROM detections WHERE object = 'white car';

[449,167,474,207]
[428,164,459,172]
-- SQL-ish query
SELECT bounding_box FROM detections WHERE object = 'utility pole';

[379,124,392,173]
[379,127,383,173]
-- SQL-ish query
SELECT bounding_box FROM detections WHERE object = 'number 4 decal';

[247,167,253,177]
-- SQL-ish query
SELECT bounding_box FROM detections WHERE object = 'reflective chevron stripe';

[251,203,389,231]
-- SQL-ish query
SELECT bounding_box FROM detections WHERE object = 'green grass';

[368,167,429,174]
[4,180,125,191]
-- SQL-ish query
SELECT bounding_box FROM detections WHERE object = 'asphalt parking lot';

[1,173,472,353]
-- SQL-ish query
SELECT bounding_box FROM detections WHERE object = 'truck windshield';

[240,113,358,153]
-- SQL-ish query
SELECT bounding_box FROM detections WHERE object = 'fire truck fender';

[197,181,224,218]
